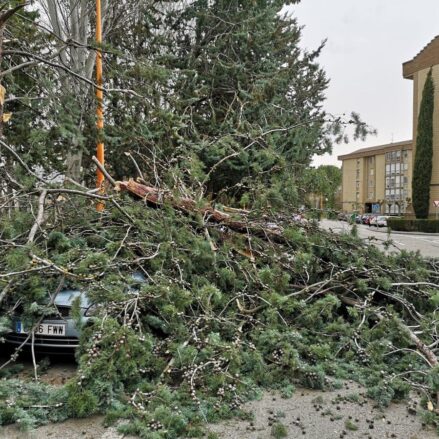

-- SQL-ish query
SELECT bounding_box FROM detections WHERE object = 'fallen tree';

[1,172,439,437]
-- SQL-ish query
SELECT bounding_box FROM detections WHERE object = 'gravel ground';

[1,381,436,439]
[208,382,436,439]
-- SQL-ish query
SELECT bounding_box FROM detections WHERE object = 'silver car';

[5,273,145,353]
[370,215,387,227]
[6,289,91,352]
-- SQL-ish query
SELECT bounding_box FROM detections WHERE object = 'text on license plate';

[16,322,66,336]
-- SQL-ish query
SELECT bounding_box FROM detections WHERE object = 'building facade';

[339,35,439,216]
[338,141,413,215]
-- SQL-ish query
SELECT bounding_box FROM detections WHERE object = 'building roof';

[337,140,412,161]
[403,35,439,79]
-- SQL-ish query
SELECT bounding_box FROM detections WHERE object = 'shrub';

[271,422,288,438]
[387,218,439,233]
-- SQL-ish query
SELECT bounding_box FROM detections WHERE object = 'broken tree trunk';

[115,179,286,242]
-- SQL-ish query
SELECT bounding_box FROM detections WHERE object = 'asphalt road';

[320,219,439,258]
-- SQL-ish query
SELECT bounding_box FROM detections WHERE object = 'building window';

[370,169,374,176]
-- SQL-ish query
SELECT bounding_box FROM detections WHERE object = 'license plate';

[15,321,66,336]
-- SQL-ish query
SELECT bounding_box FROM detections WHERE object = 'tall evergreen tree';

[1,1,374,207]
[412,69,435,219]
[102,0,372,207]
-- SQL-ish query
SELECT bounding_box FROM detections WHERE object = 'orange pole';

[95,0,105,211]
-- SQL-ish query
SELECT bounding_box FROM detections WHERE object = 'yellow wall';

[407,150,413,201]
[342,158,358,211]
[375,153,386,201]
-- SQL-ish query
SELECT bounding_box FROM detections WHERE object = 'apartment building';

[338,140,413,215]
[339,35,439,216]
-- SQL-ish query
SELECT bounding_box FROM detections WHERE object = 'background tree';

[303,165,342,209]
[412,69,435,219]
[40,0,146,180]
[1,0,374,209]
[101,0,374,207]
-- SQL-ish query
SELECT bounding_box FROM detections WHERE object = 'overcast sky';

[285,0,439,167]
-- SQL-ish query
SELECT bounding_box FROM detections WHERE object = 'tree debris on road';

[1,170,439,437]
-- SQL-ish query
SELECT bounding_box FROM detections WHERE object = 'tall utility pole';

[95,0,105,211]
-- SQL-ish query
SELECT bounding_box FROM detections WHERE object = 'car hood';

[54,290,90,308]
[52,273,146,308]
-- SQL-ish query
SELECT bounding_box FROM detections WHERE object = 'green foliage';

[0,211,33,240]
[280,384,296,399]
[65,383,99,418]
[345,419,358,431]
[4,248,30,271]
[47,232,72,253]
[0,379,67,429]
[303,165,342,208]
[1,194,438,436]
[413,69,435,218]
[271,421,288,438]
[420,409,439,433]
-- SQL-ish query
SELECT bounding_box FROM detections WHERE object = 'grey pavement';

[320,219,439,258]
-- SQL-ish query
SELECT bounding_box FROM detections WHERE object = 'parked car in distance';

[5,273,146,353]
[370,215,387,227]
[361,214,374,225]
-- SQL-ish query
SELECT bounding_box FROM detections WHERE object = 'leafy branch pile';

[1,180,439,437]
